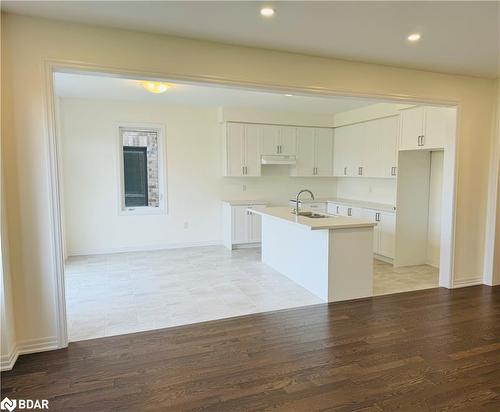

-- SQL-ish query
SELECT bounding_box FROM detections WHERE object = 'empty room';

[1,1,499,411]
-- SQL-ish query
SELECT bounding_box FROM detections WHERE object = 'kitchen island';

[249,207,376,302]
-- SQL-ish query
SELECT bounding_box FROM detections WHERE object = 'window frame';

[117,122,167,216]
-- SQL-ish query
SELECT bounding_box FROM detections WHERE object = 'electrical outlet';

[183,222,189,229]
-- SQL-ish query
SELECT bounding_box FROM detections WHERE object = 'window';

[119,125,164,213]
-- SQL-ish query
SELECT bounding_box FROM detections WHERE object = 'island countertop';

[248,207,377,231]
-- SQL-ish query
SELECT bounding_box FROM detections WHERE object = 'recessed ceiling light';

[141,81,172,94]
[260,7,275,17]
[407,33,421,42]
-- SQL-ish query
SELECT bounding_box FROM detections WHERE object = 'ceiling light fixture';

[407,33,421,42]
[285,94,293,97]
[260,7,275,17]
[141,81,172,94]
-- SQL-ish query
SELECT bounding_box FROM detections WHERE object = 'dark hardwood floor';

[2,286,500,411]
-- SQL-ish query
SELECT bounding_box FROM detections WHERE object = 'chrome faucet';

[295,189,315,215]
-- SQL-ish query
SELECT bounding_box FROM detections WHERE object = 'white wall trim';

[44,59,461,354]
[483,86,499,286]
[67,240,222,257]
[452,276,483,289]
[0,336,59,371]
[0,345,19,371]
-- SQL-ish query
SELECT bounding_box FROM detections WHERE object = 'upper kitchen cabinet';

[223,122,261,176]
[293,127,333,176]
[333,116,398,178]
[399,106,456,151]
[333,122,365,177]
[363,115,399,178]
[314,128,334,176]
[261,124,297,155]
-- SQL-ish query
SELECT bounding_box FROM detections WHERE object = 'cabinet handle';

[336,206,339,214]
[391,166,397,176]
[421,135,425,147]
[344,167,347,176]
[375,212,380,222]
[242,166,245,175]
[348,207,352,216]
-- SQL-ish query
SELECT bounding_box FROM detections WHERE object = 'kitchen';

[54,71,454,340]
[223,104,455,300]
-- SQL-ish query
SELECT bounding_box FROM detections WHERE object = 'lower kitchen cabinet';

[366,210,396,259]
[222,202,267,249]
[327,201,396,260]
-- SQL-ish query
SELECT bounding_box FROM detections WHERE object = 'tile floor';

[373,259,439,296]
[65,246,439,341]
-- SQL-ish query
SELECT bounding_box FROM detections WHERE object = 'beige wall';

[1,13,497,345]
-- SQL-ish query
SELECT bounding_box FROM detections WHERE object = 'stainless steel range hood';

[261,155,297,165]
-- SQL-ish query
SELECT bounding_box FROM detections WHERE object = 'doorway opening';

[49,66,458,344]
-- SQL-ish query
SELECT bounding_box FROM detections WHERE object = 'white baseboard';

[68,240,222,257]
[0,345,19,372]
[452,276,483,288]
[0,336,59,371]
[374,254,393,265]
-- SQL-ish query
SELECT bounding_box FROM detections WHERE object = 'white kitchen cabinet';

[224,123,261,176]
[294,127,315,176]
[399,106,455,151]
[366,210,395,259]
[294,127,333,176]
[261,124,297,155]
[314,128,334,176]
[222,202,267,249]
[327,202,341,215]
[333,122,365,177]
[334,116,398,178]
[363,116,399,178]
[280,126,298,155]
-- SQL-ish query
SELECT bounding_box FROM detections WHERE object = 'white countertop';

[222,200,268,206]
[249,207,377,231]
[223,197,395,212]
[327,198,396,212]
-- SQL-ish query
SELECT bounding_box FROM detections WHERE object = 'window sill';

[119,207,166,216]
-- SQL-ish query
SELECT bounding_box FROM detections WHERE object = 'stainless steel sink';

[292,211,331,219]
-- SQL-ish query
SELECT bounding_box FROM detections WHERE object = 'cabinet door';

[333,126,351,176]
[244,124,261,176]
[366,116,399,178]
[422,106,454,150]
[338,205,351,216]
[350,207,366,218]
[248,204,266,243]
[348,122,366,176]
[327,203,340,215]
[364,210,380,253]
[399,107,424,151]
[261,124,280,155]
[314,128,333,176]
[280,126,297,155]
[295,127,316,176]
[231,206,249,244]
[378,212,396,259]
[226,123,245,176]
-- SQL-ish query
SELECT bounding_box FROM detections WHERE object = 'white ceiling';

[54,72,379,114]
[3,1,499,78]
